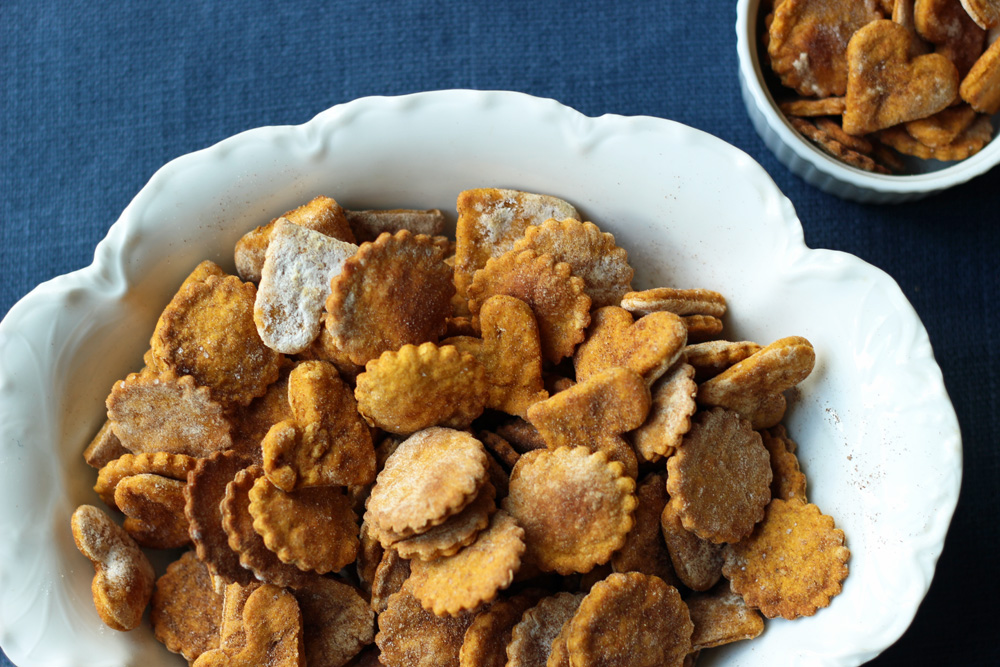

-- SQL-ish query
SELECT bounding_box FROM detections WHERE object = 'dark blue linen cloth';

[1,1,997,665]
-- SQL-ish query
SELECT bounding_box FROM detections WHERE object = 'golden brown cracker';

[566,572,693,667]
[228,361,295,463]
[686,584,765,652]
[722,498,850,619]
[496,417,549,453]
[573,306,687,385]
[814,116,876,153]
[95,451,198,507]
[905,103,980,145]
[880,114,993,157]
[762,425,809,501]
[293,576,376,667]
[961,0,1000,28]
[458,590,547,667]
[510,218,634,308]
[114,473,190,549]
[325,230,454,366]
[371,548,412,616]
[355,343,488,434]
[357,521,385,599]
[476,295,549,418]
[346,208,447,244]
[915,0,986,75]
[778,96,848,116]
[478,431,521,470]
[502,447,637,575]
[82,419,128,469]
[620,288,726,318]
[376,589,476,667]
[151,551,224,661]
[610,472,679,586]
[660,499,724,592]
[393,481,497,561]
[630,362,697,462]
[961,36,1000,112]
[682,315,725,342]
[70,504,155,631]
[683,340,763,383]
[666,408,772,544]
[506,592,585,667]
[789,117,892,173]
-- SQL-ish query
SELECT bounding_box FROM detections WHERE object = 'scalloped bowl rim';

[0,90,962,667]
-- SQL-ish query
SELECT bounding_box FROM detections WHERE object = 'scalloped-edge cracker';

[376,589,477,667]
[630,362,697,462]
[152,551,224,661]
[506,592,585,667]
[686,584,765,652]
[114,473,190,549]
[611,472,678,586]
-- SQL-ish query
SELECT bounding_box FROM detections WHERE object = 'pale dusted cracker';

[768,0,885,97]
[686,585,765,652]
[365,427,488,536]
[789,117,891,173]
[254,219,359,354]
[408,509,525,616]
[151,551,224,662]
[248,475,359,574]
[346,208,447,244]
[193,584,304,667]
[915,0,986,75]
[70,504,155,632]
[82,419,128,469]
[376,589,476,667]
[722,498,850,619]
[183,451,257,588]
[660,499,724,592]
[394,481,497,561]
[506,592,585,667]
[527,367,650,479]
[454,188,580,298]
[458,590,547,667]
[574,306,687,386]
[114,473,190,549]
[502,447,637,575]
[107,367,232,458]
[905,104,979,146]
[762,425,809,501]
[667,408,772,544]
[880,114,993,158]
[150,274,283,408]
[697,336,816,429]
[778,96,847,116]
[467,249,592,364]
[95,451,199,507]
[611,472,679,586]
[292,575,376,667]
[566,572,694,667]
[620,287,726,318]
[683,340,763,383]
[960,34,1000,112]
[325,230,455,366]
[630,363,697,462]
[263,360,375,491]
[510,218,634,308]
[843,20,961,136]
[476,295,549,418]
[961,0,1000,28]
[371,547,412,615]
[235,195,356,283]
[354,343,488,434]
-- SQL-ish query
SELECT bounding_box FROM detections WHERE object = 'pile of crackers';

[72,189,850,667]
[764,0,1000,173]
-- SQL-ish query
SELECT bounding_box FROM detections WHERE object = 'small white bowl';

[736,0,1000,204]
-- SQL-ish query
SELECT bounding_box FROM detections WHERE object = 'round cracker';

[151,551,224,662]
[375,589,477,667]
[293,575,376,667]
[393,480,497,561]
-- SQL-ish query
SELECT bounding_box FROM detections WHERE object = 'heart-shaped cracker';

[844,19,960,135]
[192,584,304,666]
[574,306,687,386]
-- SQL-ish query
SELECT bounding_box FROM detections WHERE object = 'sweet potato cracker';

[346,208,447,244]
[95,451,198,507]
[686,585,765,652]
[152,551,224,661]
[611,472,678,585]
[293,575,375,667]
[573,306,687,386]
[762,424,808,501]
[458,590,546,667]
[114,473,190,549]
[393,481,497,561]
[376,589,476,667]
[621,287,726,318]
[660,499,724,592]
[630,362,697,462]
[475,295,549,418]
[193,584,304,667]
[371,547,412,615]
[960,36,1000,113]
[506,592,585,667]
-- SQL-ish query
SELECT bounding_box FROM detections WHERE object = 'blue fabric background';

[1,1,997,665]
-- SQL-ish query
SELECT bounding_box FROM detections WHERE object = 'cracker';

[458,590,547,667]
[357,520,385,598]
[375,589,476,667]
[574,306,687,386]
[150,274,283,408]
[682,314,725,342]
[346,208,447,244]
[905,103,979,146]
[843,19,960,135]
[880,114,993,158]
[961,0,1000,29]
[475,295,549,418]
[467,249,592,364]
[496,417,549,453]
[660,499,724,592]
[510,218,634,308]
[70,504,155,631]
[454,188,579,297]
[777,96,847,116]
[184,450,257,587]
[666,408,772,544]
[478,431,521,470]
[151,551,224,661]
[502,447,637,575]
[566,572,693,667]
[630,362,697,462]
[393,481,497,561]
[114,473,190,549]
[789,117,892,173]
[915,0,986,75]
[506,592,585,667]
[722,498,850,619]
[620,288,726,318]
[365,427,488,536]
[228,361,295,463]
[325,230,454,366]
[408,509,525,616]
[95,451,199,507]
[762,424,808,501]
[355,343,488,434]
[106,367,232,457]
[293,575,376,667]
[254,219,359,354]
[371,547,412,615]
[248,475,359,574]
[686,585,765,652]
[610,472,679,586]
[82,419,128,469]
[683,340,763,383]
[235,195,355,283]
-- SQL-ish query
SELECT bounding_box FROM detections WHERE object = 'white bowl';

[0,91,961,666]
[736,0,1000,204]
